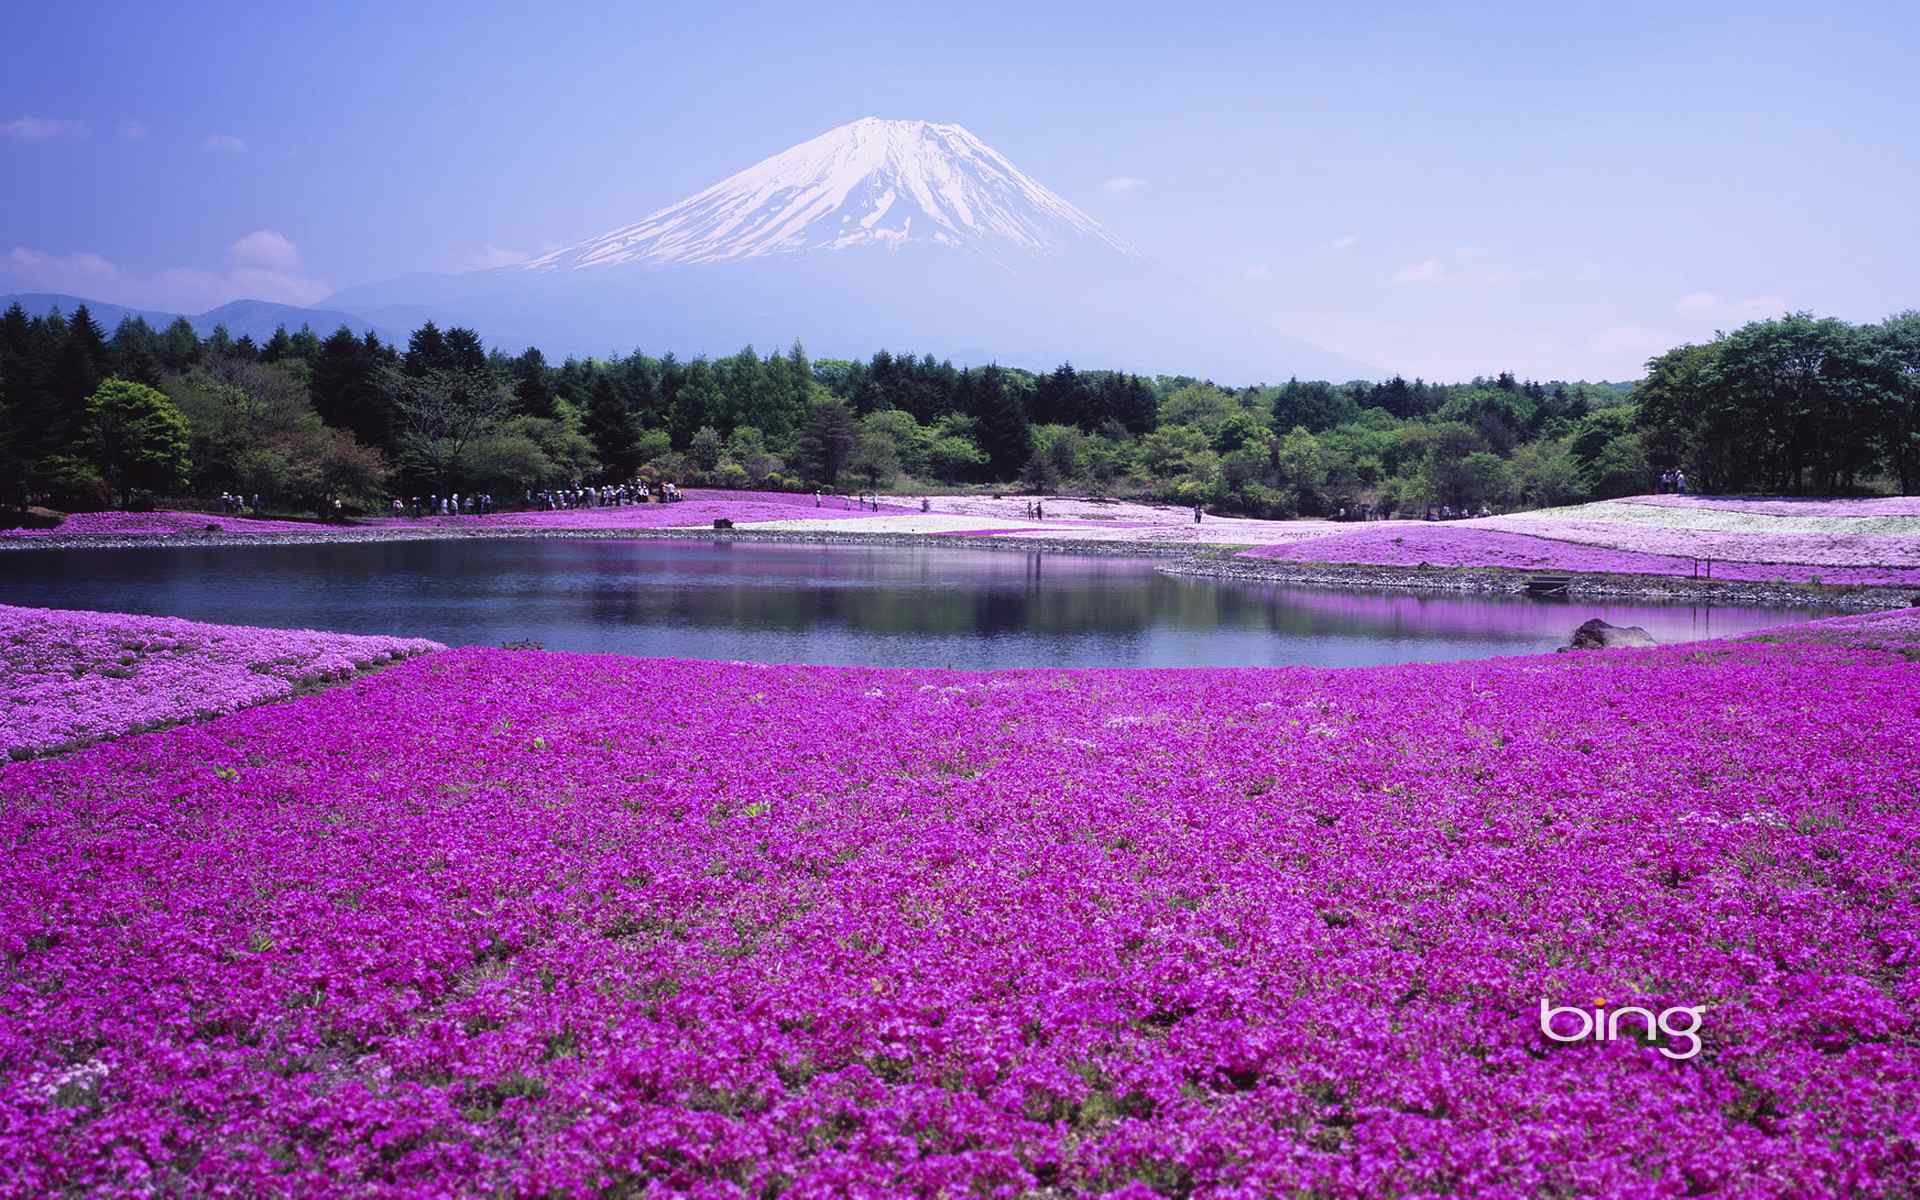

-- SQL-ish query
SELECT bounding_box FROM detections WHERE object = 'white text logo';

[1539,997,1704,1060]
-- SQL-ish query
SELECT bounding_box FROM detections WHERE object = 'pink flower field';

[1635,495,1920,518]
[1,492,911,543]
[1477,518,1920,570]
[363,490,915,531]
[1242,524,1920,585]
[2,613,1917,1195]
[0,606,442,759]
[1,511,341,538]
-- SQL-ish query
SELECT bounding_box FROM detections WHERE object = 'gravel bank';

[1161,554,1917,611]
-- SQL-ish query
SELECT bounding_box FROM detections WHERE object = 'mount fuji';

[327,118,1373,381]
[525,118,1131,269]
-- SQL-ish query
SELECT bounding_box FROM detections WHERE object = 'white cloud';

[5,246,119,291]
[1243,264,1270,280]
[469,243,532,270]
[1739,294,1787,314]
[1454,245,1486,260]
[1328,234,1359,251]
[2,230,328,311]
[1101,176,1148,193]
[1676,290,1719,313]
[203,133,247,152]
[229,229,303,273]
[1391,258,1445,285]
[3,116,85,141]
[121,120,147,140]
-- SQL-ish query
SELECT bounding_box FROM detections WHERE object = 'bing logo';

[1540,997,1705,1060]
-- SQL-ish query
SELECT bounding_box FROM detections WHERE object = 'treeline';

[1636,312,1919,494]
[1,301,1913,517]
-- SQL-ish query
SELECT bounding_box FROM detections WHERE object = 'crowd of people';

[393,493,496,518]
[526,482,679,510]
[1657,469,1690,493]
[1421,503,1496,521]
[379,482,686,520]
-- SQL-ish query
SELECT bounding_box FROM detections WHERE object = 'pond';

[0,539,1829,669]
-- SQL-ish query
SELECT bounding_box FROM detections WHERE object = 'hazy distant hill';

[0,293,401,346]
[328,117,1379,382]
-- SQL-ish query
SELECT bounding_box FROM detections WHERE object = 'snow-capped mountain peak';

[520,117,1133,271]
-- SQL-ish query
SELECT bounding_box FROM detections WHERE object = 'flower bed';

[367,489,914,531]
[0,492,912,543]
[1,617,1916,1195]
[1634,494,1920,518]
[1478,516,1920,569]
[1,511,340,538]
[1498,499,1920,538]
[0,605,442,758]
[1241,523,1920,585]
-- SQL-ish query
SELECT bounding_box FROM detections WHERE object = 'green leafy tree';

[689,425,725,472]
[1019,448,1062,494]
[85,378,192,504]
[1140,424,1211,478]
[1877,311,1920,493]
[383,366,511,491]
[1158,383,1235,435]
[849,426,902,488]
[927,437,987,483]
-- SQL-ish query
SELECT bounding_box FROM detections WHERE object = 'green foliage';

[584,375,641,480]
[849,425,903,488]
[795,399,858,485]
[688,425,725,472]
[85,377,192,503]
[1635,313,1893,494]
[5,300,1915,522]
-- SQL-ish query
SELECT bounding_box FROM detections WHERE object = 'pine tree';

[159,318,201,373]
[970,365,1032,480]
[584,375,641,479]
[443,327,489,374]
[512,347,555,418]
[795,399,857,484]
[312,326,393,448]
[47,305,110,457]
[404,322,448,376]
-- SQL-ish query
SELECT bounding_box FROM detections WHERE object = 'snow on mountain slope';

[521,118,1132,271]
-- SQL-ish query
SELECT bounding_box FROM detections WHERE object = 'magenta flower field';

[1242,524,1920,585]
[2,614,1916,1196]
[0,606,442,758]
[362,490,914,531]
[1,511,341,538]
[1476,518,1920,570]
[1,492,910,543]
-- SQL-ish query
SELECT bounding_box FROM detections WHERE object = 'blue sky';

[2,0,1914,380]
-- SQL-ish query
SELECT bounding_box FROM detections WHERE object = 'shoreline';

[5,522,1913,610]
[1157,555,1914,611]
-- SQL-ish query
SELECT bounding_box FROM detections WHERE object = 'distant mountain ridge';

[327,118,1378,382]
[0,293,402,346]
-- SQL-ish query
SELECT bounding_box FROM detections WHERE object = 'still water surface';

[0,540,1827,669]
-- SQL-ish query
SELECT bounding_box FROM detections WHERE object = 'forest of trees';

[1,302,1914,519]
